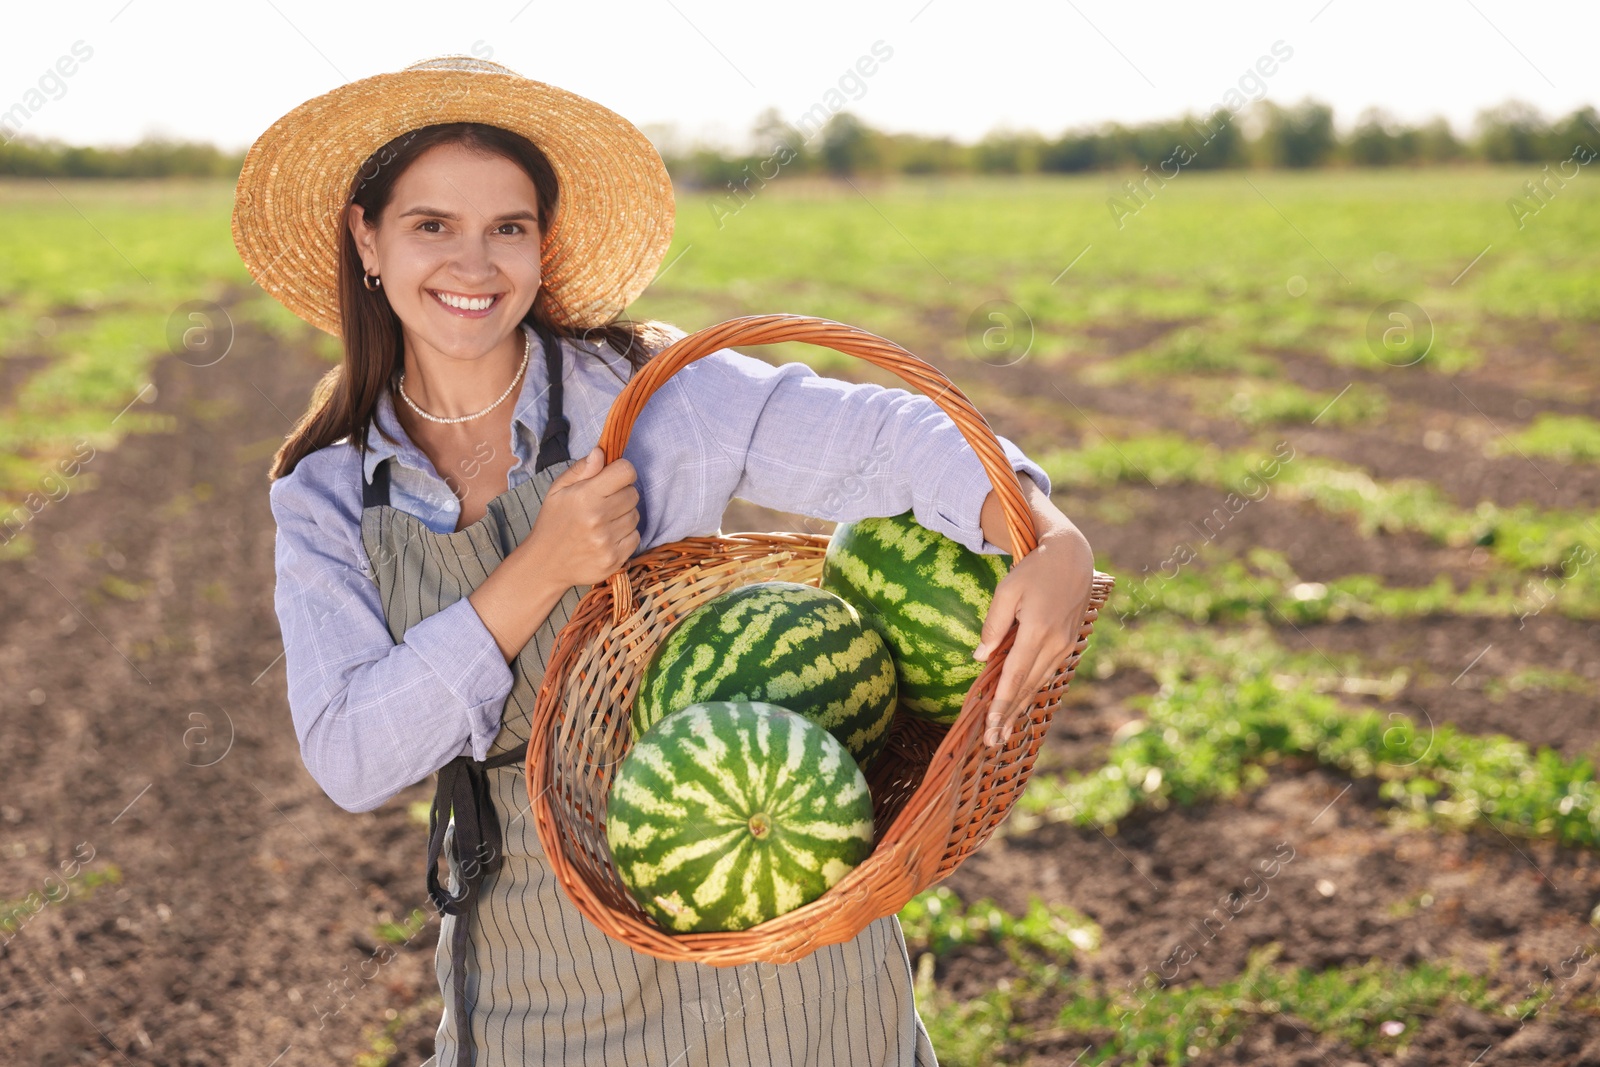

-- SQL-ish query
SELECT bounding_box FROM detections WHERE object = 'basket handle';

[595,313,1040,625]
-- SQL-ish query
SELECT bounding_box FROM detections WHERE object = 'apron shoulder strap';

[531,323,571,471]
[363,454,392,509]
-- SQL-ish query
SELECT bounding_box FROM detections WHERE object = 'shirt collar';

[362,322,555,488]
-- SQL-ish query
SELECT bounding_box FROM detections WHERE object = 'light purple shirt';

[269,324,1051,812]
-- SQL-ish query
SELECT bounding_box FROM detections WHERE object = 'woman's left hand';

[972,523,1096,747]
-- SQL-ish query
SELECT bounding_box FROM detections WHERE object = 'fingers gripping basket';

[527,313,1114,966]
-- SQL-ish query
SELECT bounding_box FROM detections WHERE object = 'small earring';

[362,271,382,292]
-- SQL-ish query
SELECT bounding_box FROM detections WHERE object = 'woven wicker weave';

[527,313,1113,965]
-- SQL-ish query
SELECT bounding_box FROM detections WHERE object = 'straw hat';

[232,55,676,335]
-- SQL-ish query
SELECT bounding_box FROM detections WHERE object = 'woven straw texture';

[528,314,1114,966]
[231,56,675,335]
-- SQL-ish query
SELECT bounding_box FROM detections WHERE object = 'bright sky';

[2,1,1594,153]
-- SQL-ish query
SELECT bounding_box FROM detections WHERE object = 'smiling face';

[347,141,543,364]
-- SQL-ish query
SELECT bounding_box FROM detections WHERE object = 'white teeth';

[433,291,497,311]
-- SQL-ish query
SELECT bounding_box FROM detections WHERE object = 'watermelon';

[632,580,897,768]
[605,700,875,933]
[819,509,1011,725]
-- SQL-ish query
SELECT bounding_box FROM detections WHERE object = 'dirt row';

[0,314,440,1066]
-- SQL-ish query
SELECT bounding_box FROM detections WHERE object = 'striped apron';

[360,323,940,1066]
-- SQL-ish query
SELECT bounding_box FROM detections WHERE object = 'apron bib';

[360,322,938,1067]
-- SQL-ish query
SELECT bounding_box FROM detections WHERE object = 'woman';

[242,56,1094,1067]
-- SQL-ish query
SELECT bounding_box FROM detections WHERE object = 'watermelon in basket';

[630,579,898,769]
[820,509,1012,727]
[527,313,1114,965]
[606,699,876,934]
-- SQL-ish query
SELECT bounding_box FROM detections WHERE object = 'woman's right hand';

[524,446,642,588]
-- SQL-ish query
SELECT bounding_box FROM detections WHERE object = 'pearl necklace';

[397,326,531,425]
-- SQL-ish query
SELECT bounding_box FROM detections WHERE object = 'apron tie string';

[426,742,527,1067]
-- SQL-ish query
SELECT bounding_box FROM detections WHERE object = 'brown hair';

[268,122,679,482]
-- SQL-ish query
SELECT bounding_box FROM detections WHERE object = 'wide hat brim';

[231,56,676,335]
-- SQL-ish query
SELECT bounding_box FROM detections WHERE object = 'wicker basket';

[527,313,1114,966]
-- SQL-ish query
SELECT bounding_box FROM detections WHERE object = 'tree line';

[668,98,1599,187]
[1,97,1594,182]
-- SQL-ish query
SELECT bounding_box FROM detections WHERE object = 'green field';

[3,167,1598,1064]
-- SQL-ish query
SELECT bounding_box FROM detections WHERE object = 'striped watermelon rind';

[605,700,875,933]
[632,580,897,768]
[820,510,1011,725]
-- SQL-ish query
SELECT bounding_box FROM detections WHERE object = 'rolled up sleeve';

[269,465,514,813]
[679,347,1049,555]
